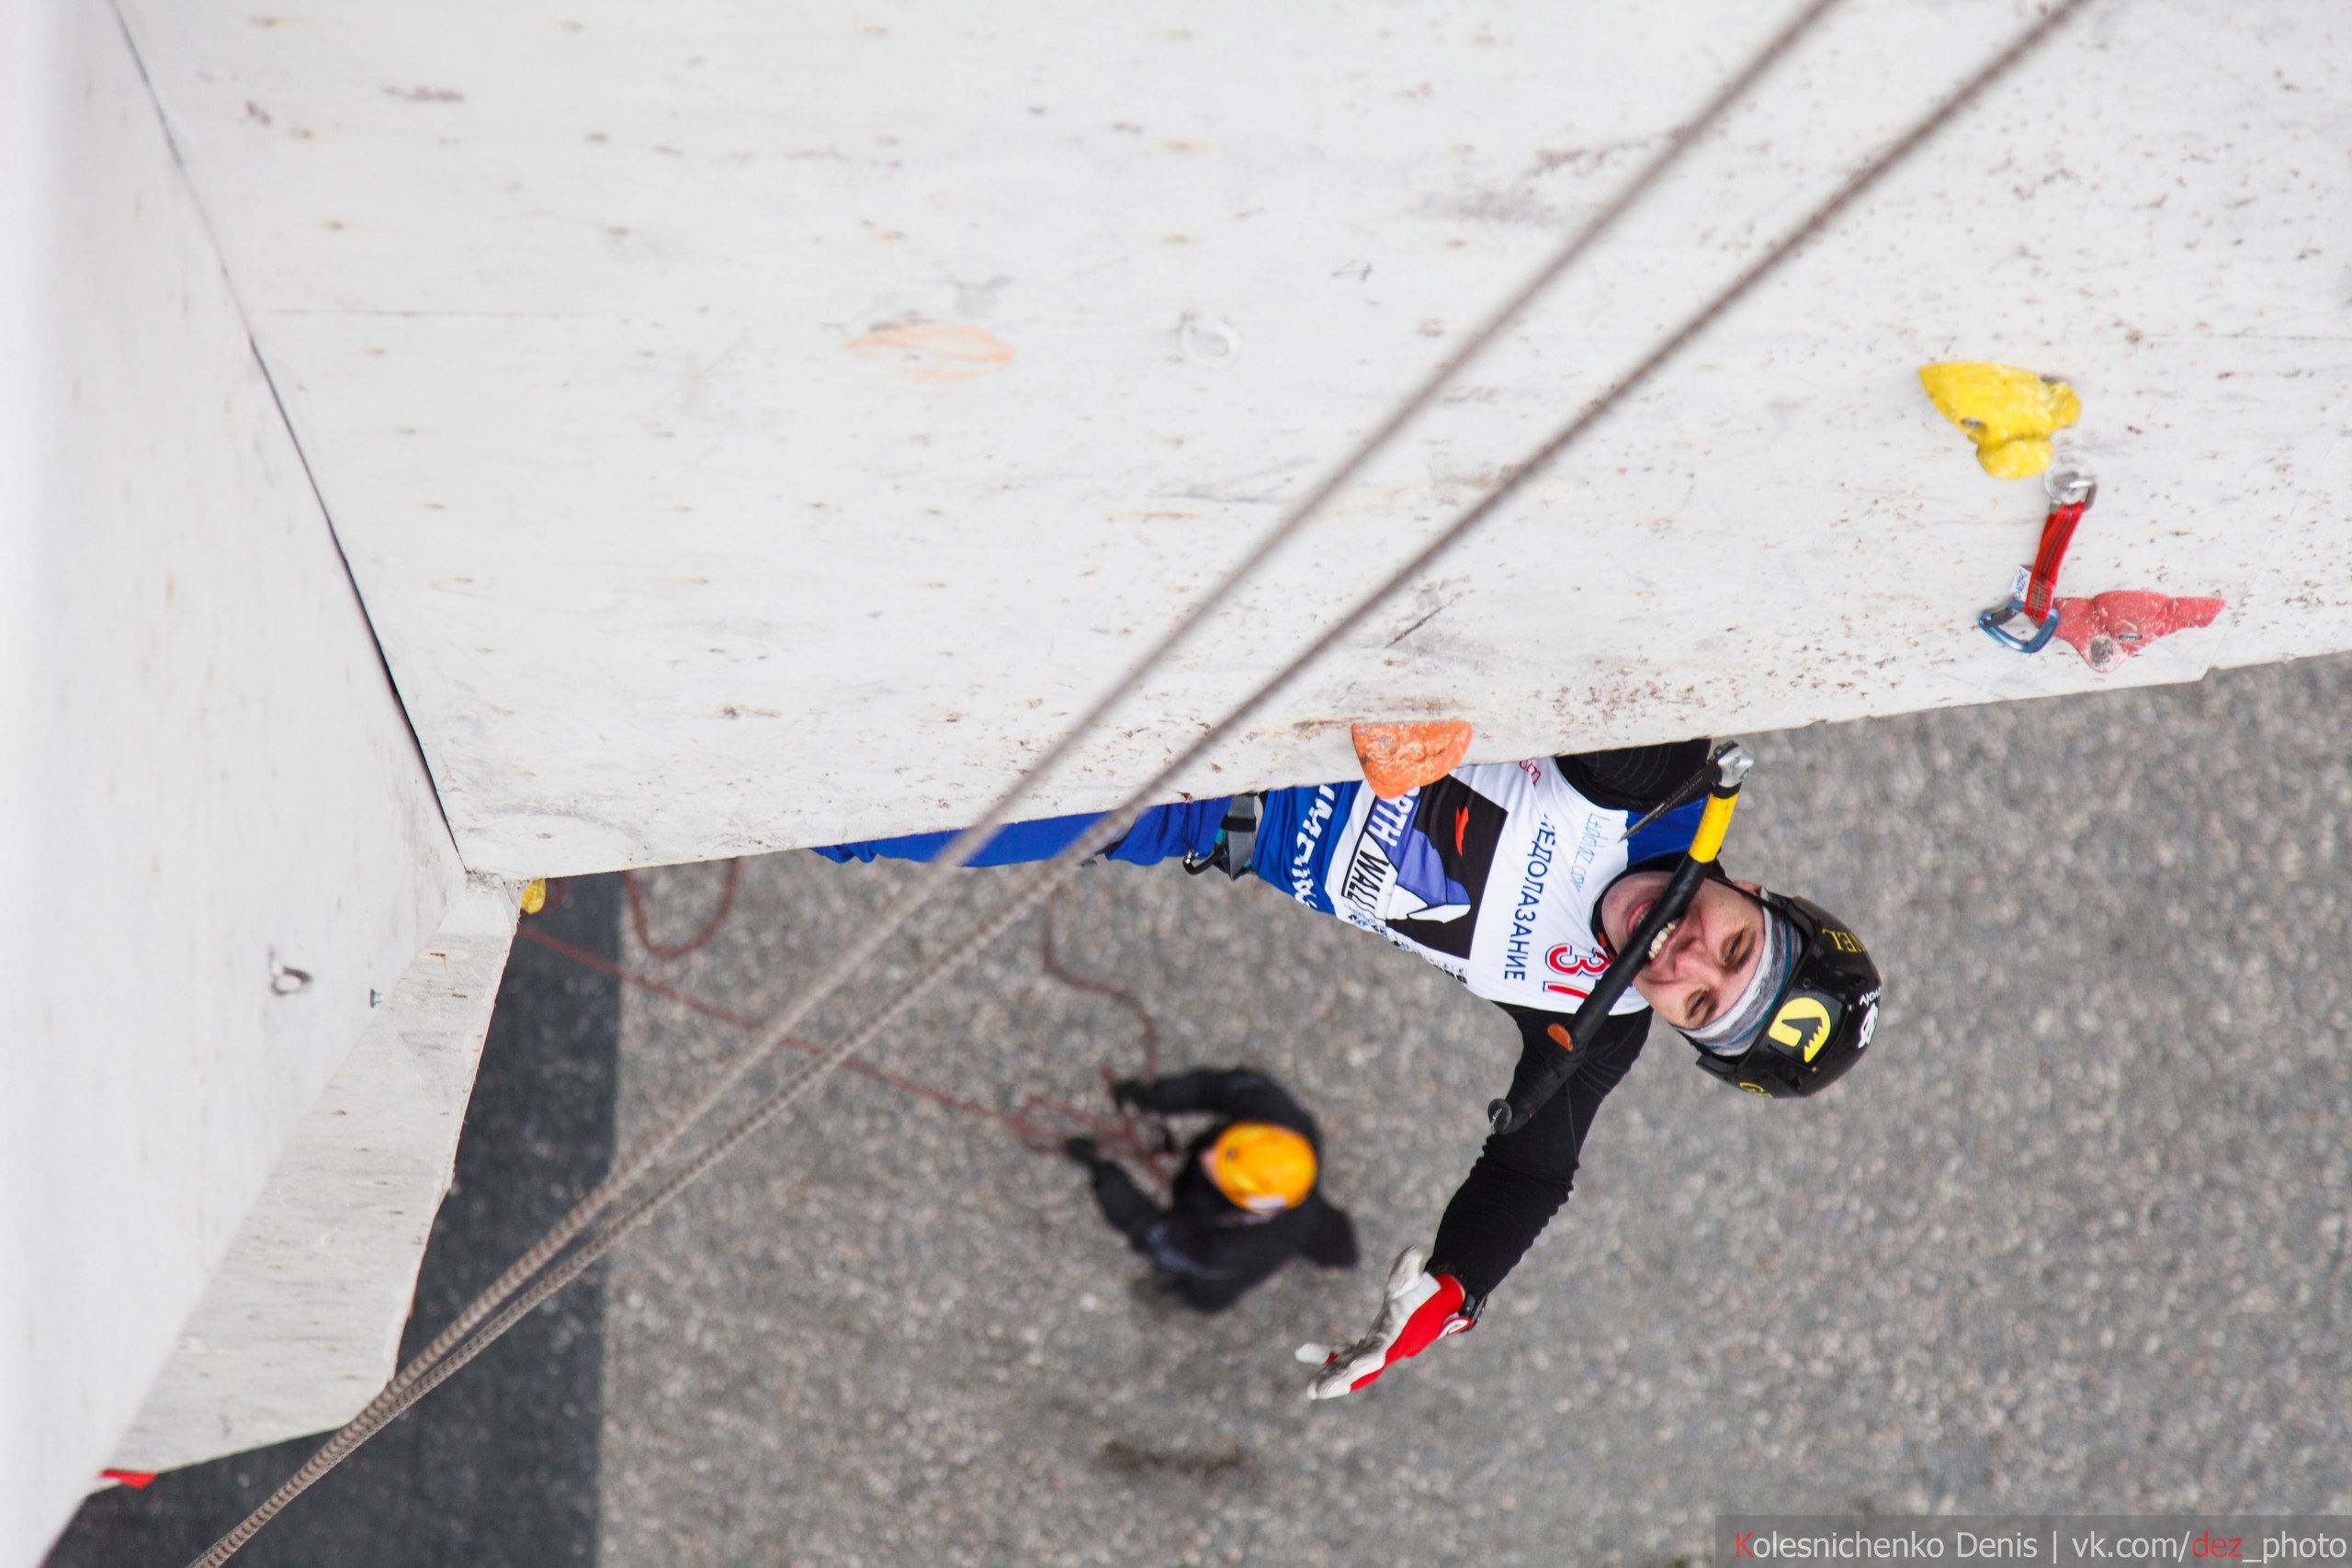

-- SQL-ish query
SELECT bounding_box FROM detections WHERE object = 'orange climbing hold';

[1351,721,1473,801]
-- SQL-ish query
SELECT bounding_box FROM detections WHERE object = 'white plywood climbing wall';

[10,0,2349,1557]
[108,0,2352,879]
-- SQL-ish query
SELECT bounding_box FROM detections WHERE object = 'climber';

[810,738,1881,1397]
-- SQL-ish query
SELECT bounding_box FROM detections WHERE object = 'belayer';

[1064,1067,1359,1313]
[812,737,1882,1399]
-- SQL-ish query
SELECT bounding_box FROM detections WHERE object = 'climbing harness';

[1977,467,2098,652]
[1487,744,1752,1134]
[1182,795,1260,881]
[184,0,2098,1551]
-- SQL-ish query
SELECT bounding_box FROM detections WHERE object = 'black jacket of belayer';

[1082,1067,1358,1313]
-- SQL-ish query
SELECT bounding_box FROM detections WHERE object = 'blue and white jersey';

[1253,759,1702,1016]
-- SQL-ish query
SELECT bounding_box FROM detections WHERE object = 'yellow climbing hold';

[1917,361,2080,479]
[521,877,546,916]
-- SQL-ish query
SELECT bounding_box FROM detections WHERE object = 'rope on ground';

[1014,889,1179,1182]
[520,882,1178,1182]
[182,2,2100,1554]
[620,860,741,960]
[1036,888,1159,1079]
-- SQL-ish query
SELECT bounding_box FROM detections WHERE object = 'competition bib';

[1260,759,1702,1015]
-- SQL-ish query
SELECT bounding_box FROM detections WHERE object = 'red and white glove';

[1294,1245,1476,1400]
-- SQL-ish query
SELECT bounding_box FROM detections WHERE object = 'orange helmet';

[1204,1122,1317,1213]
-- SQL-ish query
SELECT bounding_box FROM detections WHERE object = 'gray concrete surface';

[595,654,2351,1568]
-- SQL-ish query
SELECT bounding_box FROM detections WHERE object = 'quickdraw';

[1977,468,2098,652]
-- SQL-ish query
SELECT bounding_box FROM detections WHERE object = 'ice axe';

[1486,743,1753,1135]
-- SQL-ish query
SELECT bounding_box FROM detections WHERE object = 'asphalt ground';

[595,651,2349,1568]
[48,650,2351,1566]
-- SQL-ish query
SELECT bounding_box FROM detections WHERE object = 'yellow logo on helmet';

[1739,1081,1773,1097]
[1768,995,1835,1061]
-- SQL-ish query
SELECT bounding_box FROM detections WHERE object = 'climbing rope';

[524,880,1178,1179]
[619,861,741,960]
[183,0,2102,1554]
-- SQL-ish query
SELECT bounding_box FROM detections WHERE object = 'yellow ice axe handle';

[1687,784,1737,864]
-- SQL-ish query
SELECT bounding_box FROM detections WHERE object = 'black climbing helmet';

[1687,890,1882,1099]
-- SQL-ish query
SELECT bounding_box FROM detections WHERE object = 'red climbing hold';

[2048,592,2225,672]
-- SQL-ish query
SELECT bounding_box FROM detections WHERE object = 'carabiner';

[1977,597,2060,653]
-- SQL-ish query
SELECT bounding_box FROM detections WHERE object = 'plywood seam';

[105,0,465,866]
